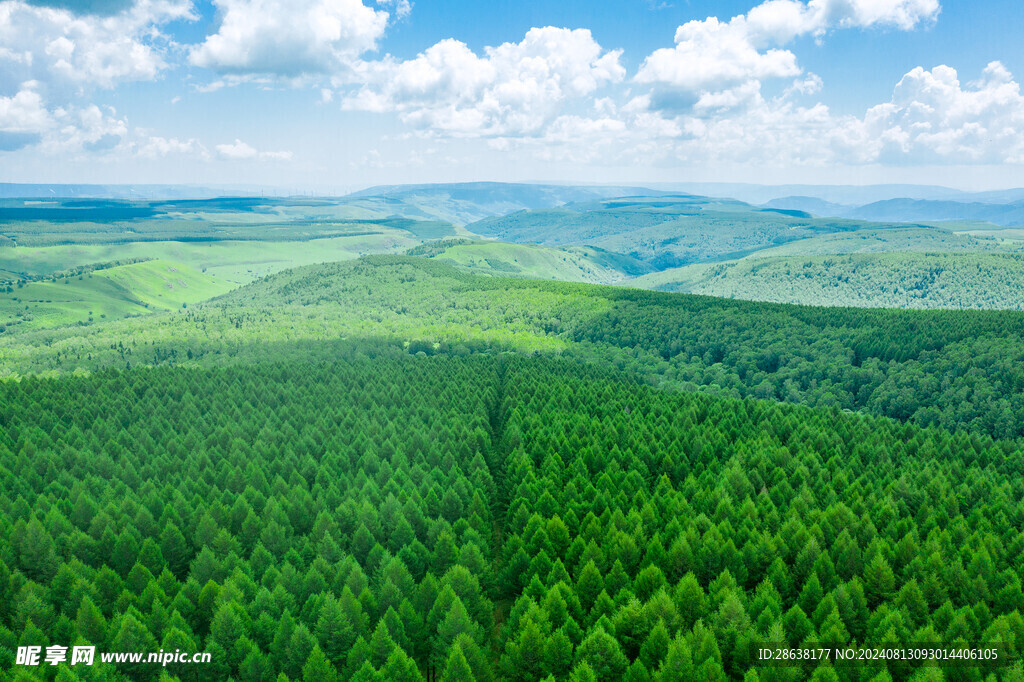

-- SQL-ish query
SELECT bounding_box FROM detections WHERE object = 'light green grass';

[0,231,421,285]
[422,241,643,283]
[0,260,233,333]
[94,260,235,309]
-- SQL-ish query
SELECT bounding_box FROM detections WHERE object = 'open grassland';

[0,260,233,332]
[0,231,422,285]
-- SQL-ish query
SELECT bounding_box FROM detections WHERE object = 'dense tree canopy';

[0,349,1021,680]
[7,257,1024,439]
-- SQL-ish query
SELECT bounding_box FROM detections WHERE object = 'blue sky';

[1,0,1023,190]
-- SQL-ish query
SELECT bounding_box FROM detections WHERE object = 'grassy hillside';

[408,239,654,283]
[0,259,233,333]
[630,252,1024,310]
[0,231,424,286]
[93,259,235,309]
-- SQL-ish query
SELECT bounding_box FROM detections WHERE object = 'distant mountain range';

[764,196,1024,227]
[666,182,1024,206]
[6,181,1024,227]
[0,183,271,199]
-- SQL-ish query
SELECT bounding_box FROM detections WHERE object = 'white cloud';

[134,134,205,159]
[0,0,194,92]
[216,138,257,159]
[636,0,939,95]
[636,17,800,92]
[0,80,211,158]
[216,138,292,161]
[375,0,409,20]
[860,62,1024,164]
[0,83,51,133]
[596,61,1024,169]
[341,27,624,137]
[0,1,201,155]
[189,0,389,78]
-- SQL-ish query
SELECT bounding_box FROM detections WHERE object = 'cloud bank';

[4,0,1024,175]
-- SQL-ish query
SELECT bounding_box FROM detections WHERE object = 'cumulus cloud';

[0,1,201,156]
[133,134,206,159]
[190,0,389,78]
[636,18,800,92]
[0,0,194,92]
[861,62,1024,164]
[0,81,133,154]
[341,27,624,137]
[604,61,1024,169]
[636,0,939,95]
[374,0,409,20]
[0,84,51,133]
[215,138,292,161]
[0,80,207,160]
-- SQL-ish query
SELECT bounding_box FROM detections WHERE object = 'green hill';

[0,196,456,246]
[0,230,427,286]
[7,255,1024,439]
[347,181,670,224]
[0,259,233,333]
[744,226,1022,258]
[630,252,1024,310]
[468,195,929,268]
[93,259,236,309]
[408,239,654,283]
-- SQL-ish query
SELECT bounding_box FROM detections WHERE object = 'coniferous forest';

[5,0,1024,677]
[0,256,1022,681]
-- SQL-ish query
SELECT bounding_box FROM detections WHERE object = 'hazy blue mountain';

[345,182,671,224]
[0,183,269,199]
[761,196,853,215]
[662,182,1024,206]
[843,199,1024,226]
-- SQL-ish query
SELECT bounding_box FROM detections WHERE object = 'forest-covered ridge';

[630,252,1024,311]
[5,255,1024,440]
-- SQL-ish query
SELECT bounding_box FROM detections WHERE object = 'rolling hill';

[467,195,929,268]
[763,195,1024,227]
[0,259,233,333]
[407,239,654,283]
[346,181,670,224]
[6,254,1024,438]
[741,226,1023,258]
[844,199,1024,226]
[630,252,1024,310]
